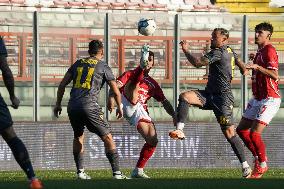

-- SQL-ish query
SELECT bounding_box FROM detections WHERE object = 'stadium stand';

[0,0,221,12]
[216,0,284,14]
[0,0,282,122]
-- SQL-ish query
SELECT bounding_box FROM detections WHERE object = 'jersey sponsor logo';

[99,114,104,120]
[219,116,230,125]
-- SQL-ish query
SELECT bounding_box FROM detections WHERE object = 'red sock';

[236,128,257,156]
[250,131,266,162]
[136,143,156,168]
[130,66,144,85]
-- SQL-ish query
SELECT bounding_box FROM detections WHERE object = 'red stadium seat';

[97,0,111,9]
[53,0,69,7]
[0,0,10,5]
[125,0,140,9]
[138,2,152,9]
[10,0,25,5]
[150,0,166,10]
[111,1,125,9]
[68,0,83,7]
[193,4,208,11]
[82,0,97,8]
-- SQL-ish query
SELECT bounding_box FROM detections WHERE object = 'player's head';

[254,22,273,45]
[210,28,229,49]
[88,40,104,57]
[144,51,154,74]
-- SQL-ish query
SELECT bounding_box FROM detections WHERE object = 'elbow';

[58,83,66,92]
[273,75,279,81]
[112,90,121,98]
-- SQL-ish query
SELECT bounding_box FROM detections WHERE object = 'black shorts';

[194,90,234,128]
[0,95,13,132]
[67,103,111,138]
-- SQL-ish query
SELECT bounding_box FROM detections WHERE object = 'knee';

[1,126,17,142]
[236,127,242,135]
[179,92,189,102]
[222,125,235,139]
[147,137,158,147]
[74,130,84,139]
[152,138,158,147]
[179,91,195,105]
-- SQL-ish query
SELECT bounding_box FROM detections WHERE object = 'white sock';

[113,171,122,175]
[260,161,267,168]
[177,122,184,130]
[242,161,249,168]
[137,167,143,173]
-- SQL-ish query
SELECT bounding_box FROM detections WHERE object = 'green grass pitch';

[0,168,284,189]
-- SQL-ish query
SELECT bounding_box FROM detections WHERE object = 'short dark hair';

[88,40,103,55]
[213,28,229,39]
[255,22,273,34]
[147,50,155,66]
[149,50,154,58]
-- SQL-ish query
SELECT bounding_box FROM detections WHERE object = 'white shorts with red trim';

[122,94,151,127]
[243,97,281,125]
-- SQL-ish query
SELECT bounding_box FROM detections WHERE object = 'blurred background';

[0,0,283,170]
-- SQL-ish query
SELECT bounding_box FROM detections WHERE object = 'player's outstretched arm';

[246,63,279,80]
[162,99,177,126]
[0,55,20,109]
[236,60,248,75]
[108,81,123,113]
[180,40,209,68]
[54,72,72,118]
[108,80,123,119]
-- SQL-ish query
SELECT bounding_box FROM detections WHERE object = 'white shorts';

[121,94,151,127]
[243,97,281,125]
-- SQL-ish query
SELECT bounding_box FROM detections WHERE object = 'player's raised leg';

[169,91,203,140]
[131,121,157,178]
[124,44,150,104]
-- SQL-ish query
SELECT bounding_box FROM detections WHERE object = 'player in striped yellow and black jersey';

[169,28,253,178]
[54,40,128,179]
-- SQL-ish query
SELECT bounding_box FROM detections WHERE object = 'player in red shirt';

[236,22,281,178]
[108,45,176,178]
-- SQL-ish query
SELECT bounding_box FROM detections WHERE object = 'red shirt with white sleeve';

[252,44,280,100]
[117,67,166,112]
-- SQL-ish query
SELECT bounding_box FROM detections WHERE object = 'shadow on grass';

[1,178,284,189]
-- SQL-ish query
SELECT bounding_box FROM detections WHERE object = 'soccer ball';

[138,18,156,36]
